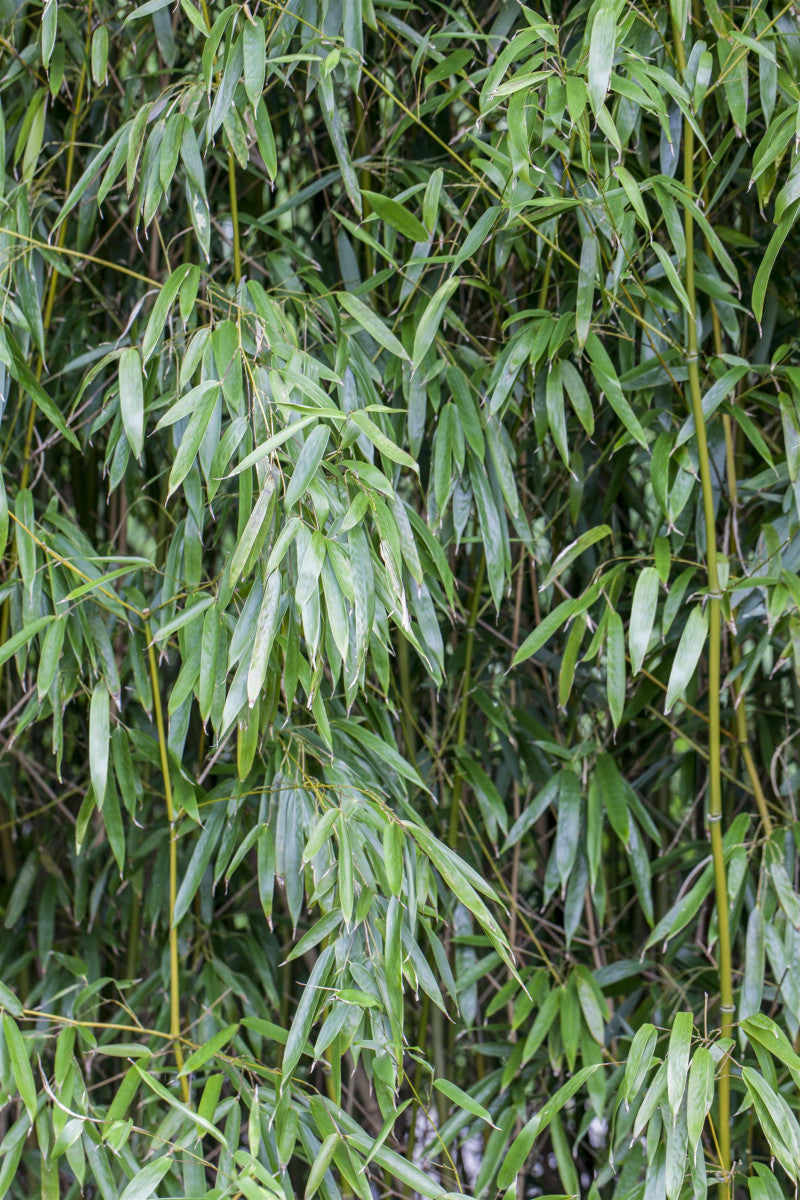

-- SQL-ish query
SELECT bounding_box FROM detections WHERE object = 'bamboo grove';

[2,1,800,1198]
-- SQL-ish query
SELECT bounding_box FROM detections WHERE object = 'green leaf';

[123,0,173,22]
[743,1013,800,1079]
[167,383,219,496]
[243,17,266,108]
[319,75,362,217]
[1,330,80,449]
[0,616,53,671]
[576,233,597,348]
[296,531,326,608]
[15,488,35,598]
[686,1046,714,1149]
[633,1060,667,1138]
[3,1014,37,1122]
[337,291,408,361]
[575,967,607,1044]
[588,6,616,114]
[606,609,625,729]
[247,572,282,706]
[629,566,660,675]
[497,1065,604,1189]
[753,216,793,324]
[119,348,144,459]
[542,526,612,588]
[91,25,108,85]
[254,98,277,180]
[284,426,330,508]
[349,411,418,473]
[42,0,57,67]
[593,752,629,847]
[134,1063,227,1144]
[0,982,23,1017]
[412,278,459,371]
[624,1022,658,1103]
[742,1066,800,1178]
[141,264,193,364]
[363,191,428,242]
[230,479,276,587]
[513,587,599,666]
[667,1011,693,1116]
[305,1132,339,1199]
[282,945,335,1081]
[0,473,8,563]
[561,360,594,435]
[545,362,569,467]
[89,681,110,808]
[383,822,403,897]
[180,1024,238,1076]
[172,803,227,926]
[665,605,708,713]
[118,1158,172,1200]
[433,1079,498,1127]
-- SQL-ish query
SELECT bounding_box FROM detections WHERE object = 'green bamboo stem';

[673,22,732,1197]
[228,152,241,287]
[703,179,774,839]
[145,618,189,1101]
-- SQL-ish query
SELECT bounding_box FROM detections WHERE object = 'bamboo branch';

[228,152,242,287]
[145,618,188,1101]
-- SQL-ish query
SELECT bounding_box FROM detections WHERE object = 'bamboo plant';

[2,2,800,1199]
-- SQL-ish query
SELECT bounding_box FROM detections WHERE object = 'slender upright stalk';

[145,619,188,1100]
[228,152,241,287]
[700,165,775,839]
[673,23,732,1196]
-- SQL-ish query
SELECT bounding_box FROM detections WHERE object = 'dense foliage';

[2,1,800,1197]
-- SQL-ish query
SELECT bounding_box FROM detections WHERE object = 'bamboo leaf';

[362,191,428,243]
[629,566,660,675]
[412,278,459,371]
[0,616,53,670]
[576,233,597,348]
[337,292,408,361]
[624,1023,658,1103]
[305,1133,339,1199]
[588,7,616,114]
[606,609,626,729]
[119,348,144,459]
[432,1079,497,1127]
[284,426,330,508]
[3,1014,37,1122]
[686,1046,714,1149]
[753,216,793,324]
[665,605,708,713]
[89,681,110,808]
[180,1024,238,1076]
[667,1011,693,1116]
[282,945,335,1082]
[542,526,612,588]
